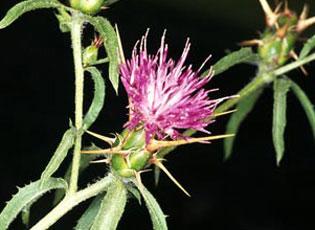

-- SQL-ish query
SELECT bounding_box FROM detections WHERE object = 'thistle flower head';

[120,32,225,143]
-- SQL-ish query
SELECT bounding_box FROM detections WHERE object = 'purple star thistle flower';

[120,32,226,143]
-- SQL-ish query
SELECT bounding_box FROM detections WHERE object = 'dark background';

[0,0,315,229]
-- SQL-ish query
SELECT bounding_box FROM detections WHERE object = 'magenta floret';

[120,32,225,143]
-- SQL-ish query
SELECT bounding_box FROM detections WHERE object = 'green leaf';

[272,77,291,165]
[0,178,67,229]
[84,16,120,93]
[0,0,62,29]
[53,145,101,205]
[299,35,315,59]
[91,178,127,230]
[83,67,106,130]
[40,129,75,185]
[136,184,168,230]
[126,184,142,205]
[55,8,71,33]
[290,80,315,139]
[212,47,257,76]
[224,88,263,160]
[75,195,103,230]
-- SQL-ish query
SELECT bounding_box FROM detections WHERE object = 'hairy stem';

[215,73,269,114]
[30,175,113,230]
[69,12,84,194]
[273,52,315,76]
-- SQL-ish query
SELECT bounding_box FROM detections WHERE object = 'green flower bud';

[111,154,135,178]
[83,37,103,66]
[121,128,145,150]
[111,129,151,178]
[129,150,151,171]
[83,45,99,66]
[69,0,105,15]
[258,9,298,67]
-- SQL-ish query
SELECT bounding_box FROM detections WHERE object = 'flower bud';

[120,128,145,150]
[258,11,298,67]
[244,1,315,70]
[69,0,105,15]
[83,36,103,66]
[111,129,150,177]
[111,154,135,178]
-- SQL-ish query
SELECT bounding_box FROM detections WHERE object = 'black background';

[0,0,315,229]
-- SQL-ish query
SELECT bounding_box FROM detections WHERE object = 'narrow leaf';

[0,178,67,229]
[299,35,315,59]
[224,88,263,160]
[83,67,106,130]
[84,16,120,93]
[0,0,62,29]
[55,8,71,33]
[40,129,75,185]
[126,184,142,205]
[75,195,103,230]
[212,47,257,76]
[91,178,127,230]
[290,80,315,139]
[272,78,291,165]
[135,183,168,230]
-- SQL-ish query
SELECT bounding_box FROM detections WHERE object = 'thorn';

[290,51,308,75]
[259,0,274,17]
[284,0,289,13]
[296,17,315,32]
[300,4,309,20]
[81,147,129,155]
[115,24,133,117]
[146,134,235,152]
[134,169,151,194]
[213,109,237,118]
[115,24,126,64]
[258,0,278,26]
[90,158,111,164]
[153,159,191,197]
[239,39,263,46]
[86,130,115,145]
[274,2,283,14]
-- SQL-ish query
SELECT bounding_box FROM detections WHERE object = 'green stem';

[273,52,315,76]
[69,12,84,195]
[215,73,270,114]
[88,57,109,66]
[30,175,113,230]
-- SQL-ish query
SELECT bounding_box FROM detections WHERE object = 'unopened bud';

[69,0,105,15]
[83,37,103,66]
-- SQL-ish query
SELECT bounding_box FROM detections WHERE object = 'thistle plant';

[0,0,314,229]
